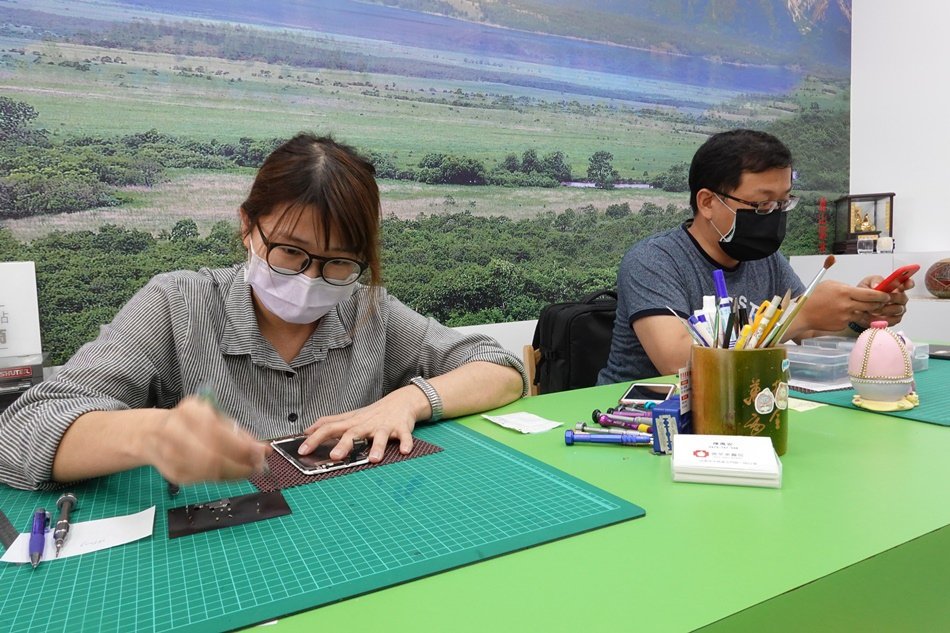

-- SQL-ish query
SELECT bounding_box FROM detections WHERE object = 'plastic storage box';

[802,335,928,373]
[787,347,851,383]
[802,335,857,353]
[912,342,930,373]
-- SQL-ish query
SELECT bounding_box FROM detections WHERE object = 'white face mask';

[245,243,356,324]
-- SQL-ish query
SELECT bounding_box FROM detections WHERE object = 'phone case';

[874,264,919,292]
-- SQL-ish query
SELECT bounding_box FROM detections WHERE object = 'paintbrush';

[768,255,836,345]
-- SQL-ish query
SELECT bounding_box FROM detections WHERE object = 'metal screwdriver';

[53,492,77,557]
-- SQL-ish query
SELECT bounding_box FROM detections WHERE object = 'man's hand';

[789,280,889,337]
[855,274,914,328]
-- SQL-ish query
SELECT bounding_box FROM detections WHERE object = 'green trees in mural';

[650,162,690,192]
[0,96,41,143]
[4,206,697,365]
[587,151,619,189]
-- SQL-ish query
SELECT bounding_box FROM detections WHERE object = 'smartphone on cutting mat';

[271,436,369,475]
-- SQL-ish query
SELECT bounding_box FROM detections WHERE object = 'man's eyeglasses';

[256,225,366,286]
[713,191,799,215]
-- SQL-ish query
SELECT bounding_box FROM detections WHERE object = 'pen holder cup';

[690,346,790,456]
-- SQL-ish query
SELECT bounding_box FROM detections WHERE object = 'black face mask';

[714,199,787,261]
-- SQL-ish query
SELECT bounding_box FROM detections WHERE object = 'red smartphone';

[873,264,919,292]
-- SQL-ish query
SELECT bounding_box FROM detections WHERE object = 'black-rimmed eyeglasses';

[256,225,366,286]
[714,191,799,214]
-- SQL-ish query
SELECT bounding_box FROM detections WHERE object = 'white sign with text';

[0,261,43,358]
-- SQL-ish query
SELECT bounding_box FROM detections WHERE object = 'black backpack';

[531,290,617,394]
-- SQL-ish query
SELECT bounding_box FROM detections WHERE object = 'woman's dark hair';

[688,129,793,214]
[241,133,382,287]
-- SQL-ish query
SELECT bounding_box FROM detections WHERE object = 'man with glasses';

[598,129,912,383]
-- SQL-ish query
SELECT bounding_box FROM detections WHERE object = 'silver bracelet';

[410,376,443,422]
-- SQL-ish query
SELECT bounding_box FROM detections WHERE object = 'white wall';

[851,1,950,252]
[790,253,950,343]
[453,319,536,359]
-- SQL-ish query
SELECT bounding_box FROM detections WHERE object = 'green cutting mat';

[791,358,950,426]
[0,422,644,633]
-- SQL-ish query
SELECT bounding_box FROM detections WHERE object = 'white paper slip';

[1,506,155,564]
[789,378,852,393]
[788,398,826,412]
[672,435,781,487]
[481,412,562,434]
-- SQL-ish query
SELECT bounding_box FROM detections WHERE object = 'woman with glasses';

[598,129,913,384]
[0,133,526,490]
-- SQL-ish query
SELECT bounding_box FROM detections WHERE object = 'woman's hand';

[149,396,271,484]
[299,386,428,463]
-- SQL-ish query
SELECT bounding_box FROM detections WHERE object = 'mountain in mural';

[357,0,852,70]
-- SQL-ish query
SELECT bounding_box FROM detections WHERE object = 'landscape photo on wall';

[0,0,852,364]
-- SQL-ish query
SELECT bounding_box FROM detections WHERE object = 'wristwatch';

[410,376,443,422]
[848,321,868,334]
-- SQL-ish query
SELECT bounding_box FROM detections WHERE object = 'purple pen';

[29,509,48,569]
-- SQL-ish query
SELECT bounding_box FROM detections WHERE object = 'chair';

[522,345,541,396]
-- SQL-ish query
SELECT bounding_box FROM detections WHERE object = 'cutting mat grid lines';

[792,358,950,426]
[0,423,644,633]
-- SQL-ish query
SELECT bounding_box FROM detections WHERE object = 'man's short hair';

[688,129,793,214]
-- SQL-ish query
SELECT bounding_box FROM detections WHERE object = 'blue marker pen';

[29,508,48,569]
[712,269,729,302]
[565,430,654,446]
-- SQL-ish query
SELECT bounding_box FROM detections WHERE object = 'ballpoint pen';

[29,508,48,569]
[53,493,77,557]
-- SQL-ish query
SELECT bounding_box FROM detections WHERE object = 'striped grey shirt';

[0,266,527,490]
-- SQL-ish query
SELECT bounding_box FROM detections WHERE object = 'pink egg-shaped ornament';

[848,321,919,411]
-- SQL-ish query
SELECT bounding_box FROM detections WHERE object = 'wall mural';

[0,0,852,364]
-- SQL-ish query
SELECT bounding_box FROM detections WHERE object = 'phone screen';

[929,344,950,360]
[271,437,369,474]
[619,383,675,404]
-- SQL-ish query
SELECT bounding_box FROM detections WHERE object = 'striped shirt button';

[287,412,298,423]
